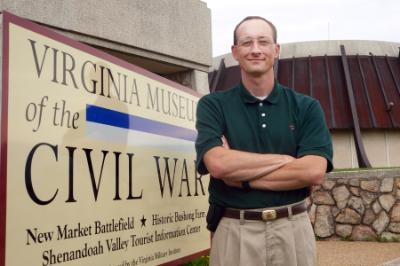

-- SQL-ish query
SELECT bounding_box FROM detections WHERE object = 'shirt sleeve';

[195,95,225,175]
[296,100,334,172]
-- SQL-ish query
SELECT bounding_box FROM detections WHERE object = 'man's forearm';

[250,178,309,191]
[249,155,327,190]
[204,146,294,181]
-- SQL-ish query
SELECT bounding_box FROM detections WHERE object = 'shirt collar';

[239,81,281,105]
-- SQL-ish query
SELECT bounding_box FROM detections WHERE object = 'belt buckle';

[262,209,277,221]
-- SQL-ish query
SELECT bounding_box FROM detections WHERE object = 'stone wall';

[308,169,400,241]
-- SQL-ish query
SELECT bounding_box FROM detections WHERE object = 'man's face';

[232,19,280,77]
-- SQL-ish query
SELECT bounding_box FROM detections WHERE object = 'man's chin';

[247,68,269,77]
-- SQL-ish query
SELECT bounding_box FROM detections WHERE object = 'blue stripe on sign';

[86,104,197,142]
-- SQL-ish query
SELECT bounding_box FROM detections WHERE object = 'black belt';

[223,202,307,221]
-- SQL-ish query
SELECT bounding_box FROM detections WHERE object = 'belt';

[223,202,307,221]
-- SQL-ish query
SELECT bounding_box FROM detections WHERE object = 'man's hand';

[221,137,250,188]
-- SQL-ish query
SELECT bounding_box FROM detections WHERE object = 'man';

[195,16,333,266]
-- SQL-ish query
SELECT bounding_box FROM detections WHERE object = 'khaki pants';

[210,208,316,266]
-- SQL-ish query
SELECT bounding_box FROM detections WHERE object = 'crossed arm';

[203,142,327,191]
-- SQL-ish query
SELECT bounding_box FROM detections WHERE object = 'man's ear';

[274,43,281,59]
[231,45,238,61]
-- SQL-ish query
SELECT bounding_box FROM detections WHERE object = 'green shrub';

[184,256,209,266]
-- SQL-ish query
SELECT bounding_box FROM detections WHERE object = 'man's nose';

[250,42,262,54]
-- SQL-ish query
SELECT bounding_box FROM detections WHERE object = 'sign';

[1,11,209,266]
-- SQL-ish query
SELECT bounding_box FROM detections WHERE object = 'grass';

[184,256,209,266]
[336,235,400,243]
[332,167,400,172]
[376,236,400,243]
[340,235,353,241]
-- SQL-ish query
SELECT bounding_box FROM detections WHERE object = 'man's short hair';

[233,16,278,45]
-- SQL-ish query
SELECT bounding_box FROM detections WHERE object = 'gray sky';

[202,0,400,56]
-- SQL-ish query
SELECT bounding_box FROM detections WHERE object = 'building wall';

[387,131,400,166]
[331,130,358,169]
[1,0,211,69]
[332,130,400,169]
[1,0,212,93]
[280,40,400,59]
[364,130,400,168]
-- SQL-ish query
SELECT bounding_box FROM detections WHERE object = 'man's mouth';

[248,59,265,63]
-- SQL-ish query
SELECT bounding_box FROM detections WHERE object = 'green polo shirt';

[195,82,333,209]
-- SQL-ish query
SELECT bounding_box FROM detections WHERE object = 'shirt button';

[262,124,267,128]
[259,102,263,107]
[261,113,266,117]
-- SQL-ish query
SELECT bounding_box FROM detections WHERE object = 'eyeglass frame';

[235,36,276,49]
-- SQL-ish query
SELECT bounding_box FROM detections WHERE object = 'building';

[2,1,399,170]
[0,0,212,95]
[209,40,400,169]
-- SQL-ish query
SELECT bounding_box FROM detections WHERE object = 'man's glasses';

[237,37,275,48]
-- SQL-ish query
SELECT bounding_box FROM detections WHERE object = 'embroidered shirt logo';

[289,125,295,131]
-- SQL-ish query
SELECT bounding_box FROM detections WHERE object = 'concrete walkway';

[317,241,400,266]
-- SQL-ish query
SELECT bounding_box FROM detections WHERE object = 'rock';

[309,204,316,224]
[372,211,390,234]
[313,185,322,191]
[332,207,340,218]
[337,179,349,185]
[322,179,336,190]
[336,224,353,238]
[363,209,375,225]
[380,178,394,192]
[351,225,377,241]
[396,177,400,189]
[306,197,312,208]
[314,205,334,238]
[391,203,400,222]
[312,191,335,205]
[360,191,377,205]
[360,180,380,193]
[335,208,361,224]
[372,200,382,214]
[349,179,360,187]
[388,223,400,233]
[381,232,400,242]
[378,194,395,212]
[332,186,350,209]
[350,187,360,196]
[348,196,365,214]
